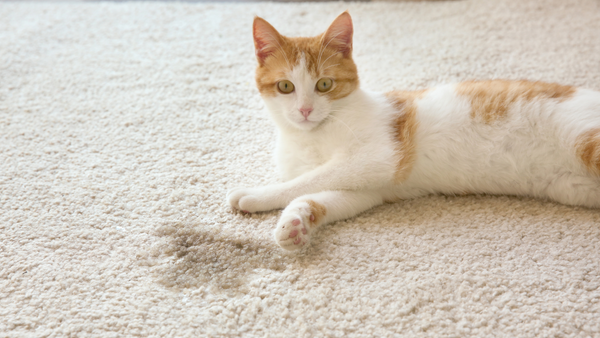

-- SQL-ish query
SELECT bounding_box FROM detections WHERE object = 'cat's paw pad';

[274,215,310,251]
[274,201,324,251]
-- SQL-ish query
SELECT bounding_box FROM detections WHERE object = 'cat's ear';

[253,17,284,66]
[322,11,353,57]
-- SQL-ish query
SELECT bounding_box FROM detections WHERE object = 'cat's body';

[227,12,600,250]
[274,84,600,205]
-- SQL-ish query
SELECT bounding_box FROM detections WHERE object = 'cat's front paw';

[274,200,325,251]
[226,187,274,213]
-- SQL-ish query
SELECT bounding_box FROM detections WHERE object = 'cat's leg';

[273,189,385,251]
[227,159,393,213]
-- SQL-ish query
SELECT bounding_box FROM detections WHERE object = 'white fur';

[227,62,600,251]
[393,85,600,208]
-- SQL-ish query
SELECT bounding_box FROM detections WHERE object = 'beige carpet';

[2,1,600,337]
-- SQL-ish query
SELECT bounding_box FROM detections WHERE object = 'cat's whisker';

[321,63,340,72]
[317,31,343,72]
[316,34,326,73]
[320,53,339,72]
[265,32,292,70]
[317,32,340,72]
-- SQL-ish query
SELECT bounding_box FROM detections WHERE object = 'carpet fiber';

[2,1,600,337]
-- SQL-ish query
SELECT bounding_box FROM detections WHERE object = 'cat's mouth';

[295,118,320,130]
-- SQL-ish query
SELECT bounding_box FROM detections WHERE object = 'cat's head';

[253,12,359,131]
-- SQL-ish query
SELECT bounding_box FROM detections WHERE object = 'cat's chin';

[293,119,321,131]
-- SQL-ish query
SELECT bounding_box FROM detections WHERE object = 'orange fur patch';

[576,128,600,175]
[385,90,427,183]
[456,80,576,123]
[254,35,358,100]
[306,200,327,226]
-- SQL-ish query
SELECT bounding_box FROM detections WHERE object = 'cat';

[227,11,600,251]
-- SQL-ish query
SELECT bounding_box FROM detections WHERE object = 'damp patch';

[145,222,290,294]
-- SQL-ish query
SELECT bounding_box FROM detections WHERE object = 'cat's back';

[385,80,600,206]
[388,79,592,130]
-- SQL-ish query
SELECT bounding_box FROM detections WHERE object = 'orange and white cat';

[227,12,600,251]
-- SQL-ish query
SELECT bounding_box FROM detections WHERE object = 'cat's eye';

[277,80,295,94]
[316,78,333,93]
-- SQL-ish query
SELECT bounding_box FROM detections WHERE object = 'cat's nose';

[299,107,313,118]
